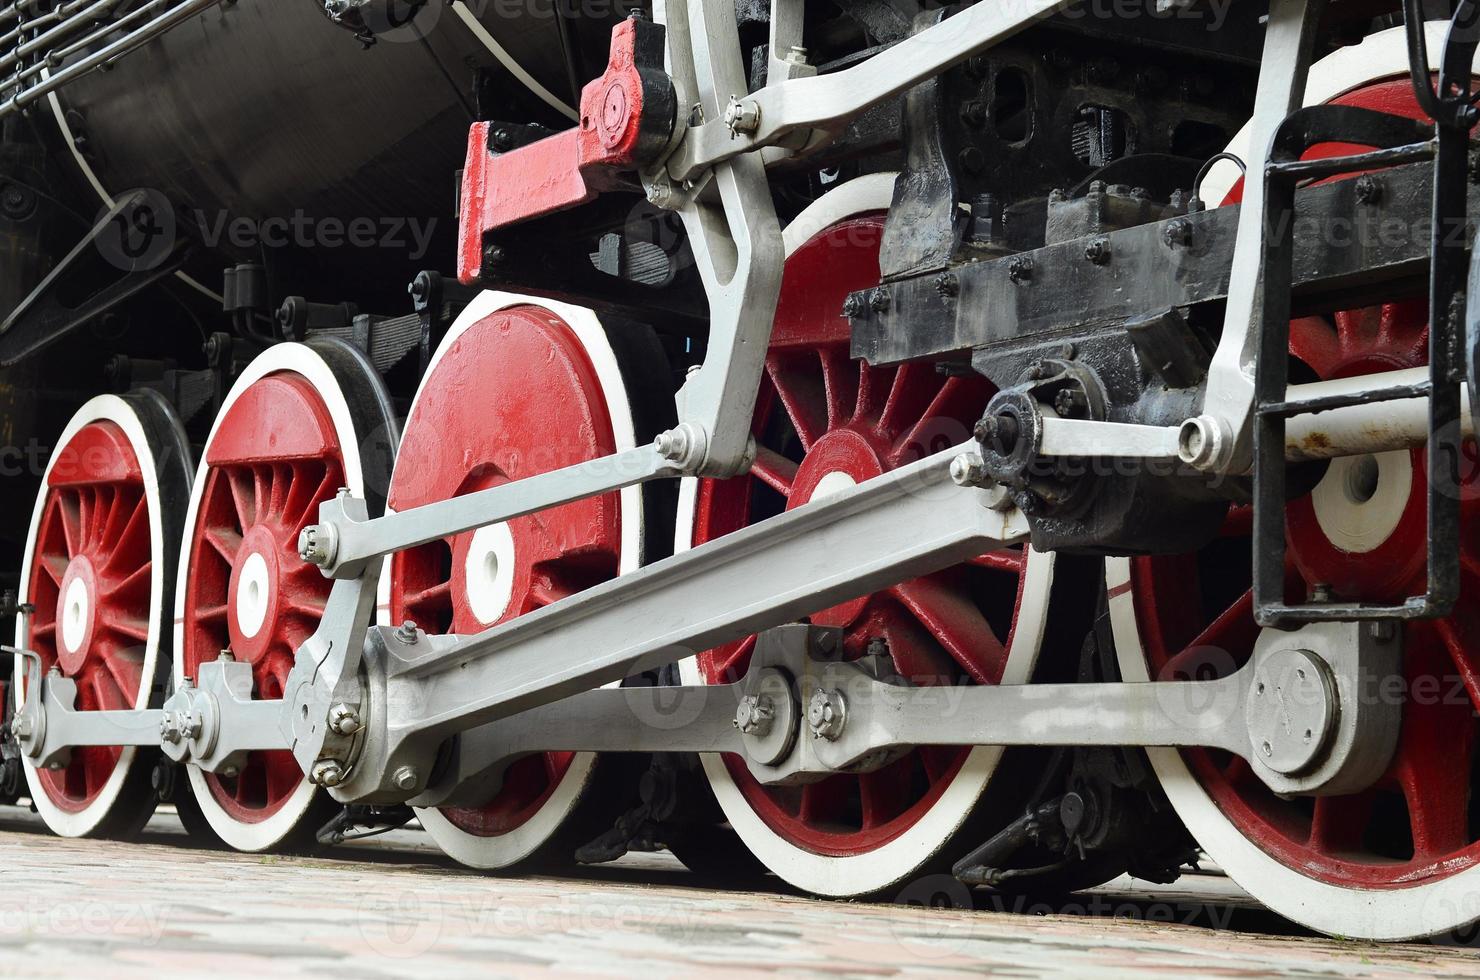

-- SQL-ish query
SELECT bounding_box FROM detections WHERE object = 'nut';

[311,759,345,787]
[733,694,776,737]
[1084,237,1112,265]
[806,689,847,741]
[393,766,419,791]
[723,96,760,136]
[329,703,362,737]
[950,452,989,487]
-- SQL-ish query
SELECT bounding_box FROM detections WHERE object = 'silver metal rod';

[1284,368,1473,461]
[0,0,217,118]
[309,443,679,578]
[327,444,1026,799]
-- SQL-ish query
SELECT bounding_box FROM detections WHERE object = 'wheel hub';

[228,526,282,659]
[54,557,98,673]
[459,521,517,626]
[788,429,885,628]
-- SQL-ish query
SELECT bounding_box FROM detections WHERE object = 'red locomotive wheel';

[175,340,396,852]
[391,293,674,869]
[1114,25,1480,941]
[676,177,1058,896]
[15,392,191,838]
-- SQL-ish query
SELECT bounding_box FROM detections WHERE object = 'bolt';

[959,100,987,127]
[841,293,865,318]
[47,761,64,771]
[723,95,761,136]
[298,526,328,565]
[1310,583,1334,604]
[1354,174,1383,205]
[950,452,989,487]
[311,759,345,787]
[973,417,998,445]
[218,649,235,661]
[328,703,362,737]
[733,694,776,737]
[1162,217,1193,248]
[1084,237,1112,265]
[806,689,847,741]
[393,766,419,791]
[869,288,891,313]
[12,716,32,740]
[1261,740,1273,757]
[1053,388,1087,417]
[221,766,240,778]
[654,427,693,463]
[934,272,959,298]
[490,128,514,152]
[482,243,506,268]
[1369,620,1397,642]
[1007,255,1034,284]
[395,620,420,645]
[179,711,202,741]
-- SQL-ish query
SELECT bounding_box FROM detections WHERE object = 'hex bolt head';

[1084,237,1112,265]
[723,96,761,136]
[311,760,345,787]
[395,620,420,645]
[393,766,419,791]
[1007,256,1034,284]
[297,526,326,565]
[733,694,776,737]
[806,689,847,741]
[841,293,865,318]
[950,452,989,487]
[868,288,891,313]
[933,272,959,298]
[1162,217,1193,248]
[12,716,32,740]
[328,703,362,737]
[1354,174,1383,205]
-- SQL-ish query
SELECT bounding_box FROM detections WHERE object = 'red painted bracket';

[458,16,676,284]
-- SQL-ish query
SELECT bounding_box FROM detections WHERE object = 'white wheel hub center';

[60,574,91,656]
[465,522,517,625]
[235,551,272,639]
[1310,450,1412,554]
[810,470,858,504]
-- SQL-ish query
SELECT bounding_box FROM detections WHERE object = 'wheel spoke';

[1394,624,1475,859]
[876,362,940,442]
[1159,589,1258,680]
[750,446,798,497]
[859,757,913,829]
[890,575,1002,684]
[1307,793,1375,855]
[766,356,828,451]
[817,347,860,430]
[889,376,988,467]
[58,495,82,557]
[798,777,850,825]
[1433,611,1480,715]
[226,470,255,530]
[205,525,243,563]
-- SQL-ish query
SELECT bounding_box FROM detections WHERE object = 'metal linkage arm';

[329,444,1028,801]
[661,0,1075,183]
[299,443,679,579]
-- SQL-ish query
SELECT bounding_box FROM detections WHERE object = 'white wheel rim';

[14,395,166,837]
[397,291,643,869]
[1115,25,1480,940]
[174,343,368,852]
[674,176,1057,896]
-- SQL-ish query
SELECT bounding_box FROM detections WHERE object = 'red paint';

[689,215,1033,856]
[458,19,664,283]
[182,372,345,824]
[24,421,150,813]
[1135,79,1480,888]
[389,305,623,838]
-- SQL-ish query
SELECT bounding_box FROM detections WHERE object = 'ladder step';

[1258,381,1432,417]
